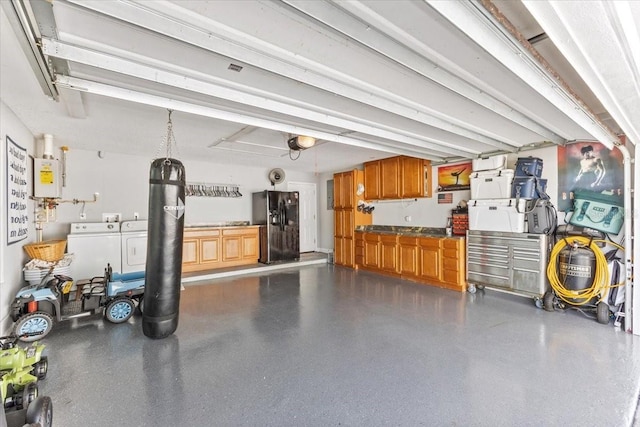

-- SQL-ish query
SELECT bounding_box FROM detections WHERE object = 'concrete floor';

[36,263,640,426]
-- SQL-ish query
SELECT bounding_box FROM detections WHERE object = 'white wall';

[43,149,319,240]
[1,101,36,334]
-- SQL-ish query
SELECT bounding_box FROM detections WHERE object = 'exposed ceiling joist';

[427,0,621,149]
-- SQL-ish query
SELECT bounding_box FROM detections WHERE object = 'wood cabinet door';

[334,237,344,266]
[401,156,424,198]
[441,239,464,286]
[380,157,401,199]
[335,209,354,239]
[343,171,355,209]
[343,237,354,267]
[380,236,398,273]
[364,161,380,200]
[363,236,380,268]
[222,236,242,261]
[399,241,418,276]
[418,238,441,282]
[333,172,344,209]
[182,239,199,265]
[242,234,259,259]
[200,237,220,264]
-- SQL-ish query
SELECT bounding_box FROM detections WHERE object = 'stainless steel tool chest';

[466,230,551,301]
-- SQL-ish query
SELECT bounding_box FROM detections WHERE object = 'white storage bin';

[470,169,514,199]
[468,198,529,233]
[472,154,508,171]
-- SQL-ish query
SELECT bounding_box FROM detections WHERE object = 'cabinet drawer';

[442,256,460,270]
[185,229,220,238]
[442,248,459,259]
[222,228,257,236]
[418,237,440,249]
[442,239,460,249]
[398,236,417,245]
[442,268,461,284]
[364,233,380,242]
[380,234,398,244]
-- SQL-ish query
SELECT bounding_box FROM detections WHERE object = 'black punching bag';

[143,158,185,339]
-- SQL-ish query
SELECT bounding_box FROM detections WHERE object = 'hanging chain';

[155,109,180,160]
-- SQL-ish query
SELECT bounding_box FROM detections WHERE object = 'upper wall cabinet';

[364,156,432,200]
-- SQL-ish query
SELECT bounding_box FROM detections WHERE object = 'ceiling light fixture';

[288,135,316,150]
[287,135,316,161]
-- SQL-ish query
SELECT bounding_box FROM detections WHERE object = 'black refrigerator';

[252,190,300,264]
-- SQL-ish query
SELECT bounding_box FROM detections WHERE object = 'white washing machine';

[120,220,148,273]
[67,222,122,281]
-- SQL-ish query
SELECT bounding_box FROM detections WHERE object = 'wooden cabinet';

[355,232,364,268]
[333,169,371,268]
[363,233,380,269]
[358,232,466,292]
[363,160,380,200]
[380,234,399,274]
[222,228,257,262]
[364,155,432,200]
[441,238,465,287]
[418,237,441,283]
[380,157,401,199]
[182,226,259,272]
[401,156,432,198]
[334,171,355,209]
[398,236,418,277]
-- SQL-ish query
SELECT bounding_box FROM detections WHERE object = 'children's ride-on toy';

[2,395,53,427]
[10,264,145,342]
[0,334,52,427]
[0,334,46,410]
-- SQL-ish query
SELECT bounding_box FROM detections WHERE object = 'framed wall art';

[6,135,29,244]
[437,162,472,192]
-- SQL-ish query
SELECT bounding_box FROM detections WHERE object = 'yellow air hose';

[546,237,624,306]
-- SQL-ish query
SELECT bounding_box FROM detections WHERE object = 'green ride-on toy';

[0,334,47,410]
[0,334,52,427]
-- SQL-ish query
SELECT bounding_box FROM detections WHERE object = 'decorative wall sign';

[557,141,624,212]
[6,136,29,244]
[437,162,472,192]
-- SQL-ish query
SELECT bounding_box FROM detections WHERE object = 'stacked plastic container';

[468,155,545,233]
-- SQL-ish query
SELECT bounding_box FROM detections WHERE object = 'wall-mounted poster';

[437,162,472,192]
[6,136,29,244]
[557,141,624,212]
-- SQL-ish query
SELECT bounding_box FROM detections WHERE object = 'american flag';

[438,193,453,204]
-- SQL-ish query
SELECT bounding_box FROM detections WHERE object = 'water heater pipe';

[43,134,54,159]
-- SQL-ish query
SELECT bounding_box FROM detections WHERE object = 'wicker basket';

[23,240,67,262]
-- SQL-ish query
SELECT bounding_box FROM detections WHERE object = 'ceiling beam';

[285,0,565,145]
[427,0,621,149]
[54,75,446,160]
[62,0,518,152]
[41,37,476,157]
[1,0,58,100]
[523,0,640,146]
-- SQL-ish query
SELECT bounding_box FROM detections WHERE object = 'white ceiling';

[1,0,638,174]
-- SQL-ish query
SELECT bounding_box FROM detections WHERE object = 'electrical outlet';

[404,215,412,222]
[134,212,139,220]
[80,213,86,220]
